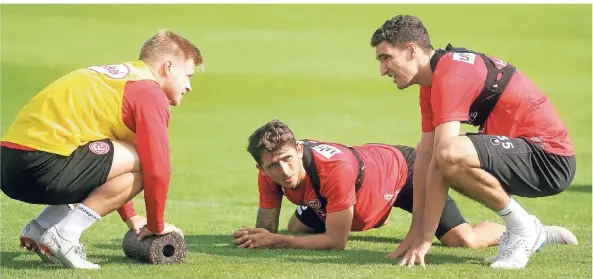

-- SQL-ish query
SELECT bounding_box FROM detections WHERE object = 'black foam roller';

[122,229,186,264]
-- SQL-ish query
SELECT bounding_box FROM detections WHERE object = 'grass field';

[0,4,591,279]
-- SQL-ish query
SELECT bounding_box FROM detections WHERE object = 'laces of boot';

[498,234,524,259]
[74,244,88,261]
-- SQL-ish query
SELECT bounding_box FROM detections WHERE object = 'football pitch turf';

[0,4,591,279]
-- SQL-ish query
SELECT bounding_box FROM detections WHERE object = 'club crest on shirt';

[305,199,322,211]
[89,141,110,155]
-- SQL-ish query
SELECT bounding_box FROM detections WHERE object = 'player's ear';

[296,143,303,159]
[256,163,265,174]
[407,43,417,60]
[164,60,173,76]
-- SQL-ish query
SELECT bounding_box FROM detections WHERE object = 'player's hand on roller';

[125,215,148,235]
[138,222,184,240]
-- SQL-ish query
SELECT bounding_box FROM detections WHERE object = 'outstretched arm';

[255,206,282,233]
[235,207,353,250]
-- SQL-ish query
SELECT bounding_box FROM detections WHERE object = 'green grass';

[1,4,591,279]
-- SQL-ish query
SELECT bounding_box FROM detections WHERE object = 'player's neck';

[415,49,436,87]
[142,59,167,87]
[296,168,307,189]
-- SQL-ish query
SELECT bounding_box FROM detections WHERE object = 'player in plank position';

[232,120,576,251]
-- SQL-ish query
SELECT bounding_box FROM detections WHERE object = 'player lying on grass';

[232,119,577,251]
[1,29,202,269]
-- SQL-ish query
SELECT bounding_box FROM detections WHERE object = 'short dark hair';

[247,119,297,165]
[370,15,433,52]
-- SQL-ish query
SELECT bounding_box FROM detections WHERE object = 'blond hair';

[139,29,203,66]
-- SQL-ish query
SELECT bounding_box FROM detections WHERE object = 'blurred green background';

[1,4,591,279]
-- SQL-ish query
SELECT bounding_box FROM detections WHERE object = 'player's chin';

[170,98,182,107]
[279,181,298,189]
[396,82,412,90]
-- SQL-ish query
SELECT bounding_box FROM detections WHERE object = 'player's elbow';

[327,234,348,251]
[331,241,346,251]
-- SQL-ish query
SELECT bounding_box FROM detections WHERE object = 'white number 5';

[502,141,514,149]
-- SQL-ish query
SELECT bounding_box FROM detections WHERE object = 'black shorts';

[1,140,114,205]
[467,134,576,197]
[294,145,467,239]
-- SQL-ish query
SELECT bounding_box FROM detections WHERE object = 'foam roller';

[122,229,186,264]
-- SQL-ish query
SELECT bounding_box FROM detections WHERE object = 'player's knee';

[108,141,141,180]
[435,138,467,177]
[441,230,478,249]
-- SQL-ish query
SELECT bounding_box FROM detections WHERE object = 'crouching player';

[1,29,203,269]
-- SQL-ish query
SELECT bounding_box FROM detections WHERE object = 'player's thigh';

[45,139,118,204]
[107,140,140,180]
[0,146,54,204]
[435,136,481,169]
[465,134,572,197]
[1,140,117,205]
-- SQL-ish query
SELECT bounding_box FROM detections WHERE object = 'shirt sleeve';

[431,72,479,127]
[419,86,435,133]
[320,161,358,213]
[117,201,136,221]
[258,171,283,209]
[122,80,171,233]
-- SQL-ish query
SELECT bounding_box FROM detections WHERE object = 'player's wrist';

[124,214,139,223]
[273,234,290,248]
[147,221,164,234]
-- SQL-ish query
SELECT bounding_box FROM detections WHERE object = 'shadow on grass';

[348,234,403,244]
[565,184,592,193]
[183,234,482,266]
[4,231,483,269]
[0,251,64,270]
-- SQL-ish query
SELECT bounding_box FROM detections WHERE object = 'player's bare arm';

[411,132,434,227]
[400,121,460,267]
[235,206,354,250]
[389,131,434,258]
[255,206,281,233]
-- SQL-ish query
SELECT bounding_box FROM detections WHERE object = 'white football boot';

[490,215,546,269]
[19,220,56,264]
[38,226,100,269]
[545,226,578,245]
[485,223,577,264]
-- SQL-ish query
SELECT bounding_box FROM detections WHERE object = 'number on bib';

[312,144,342,159]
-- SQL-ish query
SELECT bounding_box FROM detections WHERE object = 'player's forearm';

[273,233,346,250]
[421,158,448,241]
[255,207,281,233]
[143,171,170,233]
[138,135,171,233]
[411,140,432,228]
